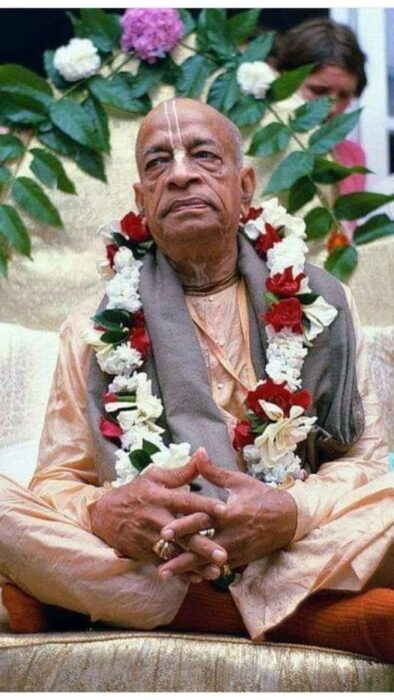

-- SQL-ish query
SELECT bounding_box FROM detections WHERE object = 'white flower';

[96,220,122,243]
[267,236,308,276]
[100,343,142,375]
[254,405,316,465]
[236,61,276,99]
[113,247,138,273]
[109,374,139,394]
[53,38,101,82]
[106,272,142,313]
[149,442,191,470]
[265,328,307,390]
[116,373,163,429]
[120,424,165,452]
[112,449,139,487]
[248,451,302,484]
[302,296,338,343]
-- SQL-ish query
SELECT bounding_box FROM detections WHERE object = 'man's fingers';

[163,490,227,518]
[161,513,214,541]
[158,552,221,580]
[197,454,233,489]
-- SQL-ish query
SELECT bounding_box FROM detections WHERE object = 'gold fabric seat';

[0,629,393,692]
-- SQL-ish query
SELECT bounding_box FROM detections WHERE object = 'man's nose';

[166,155,201,187]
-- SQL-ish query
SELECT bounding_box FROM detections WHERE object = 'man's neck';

[169,250,239,295]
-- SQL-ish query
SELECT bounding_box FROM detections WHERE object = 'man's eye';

[194,150,218,160]
[146,156,169,170]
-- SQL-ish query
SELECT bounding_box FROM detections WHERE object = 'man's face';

[134,99,254,261]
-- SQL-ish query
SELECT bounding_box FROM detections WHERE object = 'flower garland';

[84,199,337,488]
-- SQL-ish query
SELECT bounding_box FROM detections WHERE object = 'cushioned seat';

[0,629,393,692]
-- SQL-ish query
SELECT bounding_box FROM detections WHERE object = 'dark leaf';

[12,176,63,228]
[334,191,394,220]
[142,440,160,457]
[0,203,31,256]
[313,156,369,184]
[288,176,316,213]
[268,64,315,102]
[39,125,106,182]
[132,62,169,97]
[83,96,110,154]
[309,109,361,155]
[196,9,239,62]
[69,9,120,52]
[0,64,53,109]
[129,448,153,473]
[29,147,76,194]
[176,55,216,99]
[0,165,11,186]
[240,33,275,63]
[50,98,103,151]
[43,50,69,91]
[92,308,133,329]
[289,97,332,132]
[226,10,260,44]
[264,151,315,194]
[0,243,8,277]
[353,214,394,245]
[0,92,48,126]
[101,329,129,345]
[228,95,266,127]
[88,74,151,115]
[0,134,25,163]
[207,70,241,114]
[297,292,320,305]
[178,8,195,36]
[247,122,291,156]
[325,245,358,280]
[304,206,334,239]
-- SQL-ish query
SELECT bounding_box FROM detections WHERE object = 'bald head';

[135,98,244,173]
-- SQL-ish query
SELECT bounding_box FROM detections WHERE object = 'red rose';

[129,326,150,359]
[232,420,255,450]
[132,309,146,329]
[291,389,312,411]
[266,267,306,298]
[106,243,119,268]
[246,378,292,420]
[254,224,281,256]
[241,206,263,224]
[120,211,151,243]
[99,417,123,440]
[103,391,118,405]
[262,298,303,334]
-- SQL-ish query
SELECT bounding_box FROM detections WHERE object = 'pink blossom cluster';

[120,8,184,63]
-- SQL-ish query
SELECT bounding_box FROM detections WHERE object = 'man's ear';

[239,166,256,219]
[133,183,145,214]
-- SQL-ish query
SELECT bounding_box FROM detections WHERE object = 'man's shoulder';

[60,291,104,340]
[305,261,350,310]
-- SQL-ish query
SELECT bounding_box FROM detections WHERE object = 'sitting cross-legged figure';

[0,98,393,661]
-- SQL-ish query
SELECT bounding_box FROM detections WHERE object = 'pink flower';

[120,9,184,63]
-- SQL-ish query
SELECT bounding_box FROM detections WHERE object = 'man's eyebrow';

[140,138,219,158]
[188,138,218,149]
[140,144,172,157]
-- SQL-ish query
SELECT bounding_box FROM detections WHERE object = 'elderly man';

[0,98,393,660]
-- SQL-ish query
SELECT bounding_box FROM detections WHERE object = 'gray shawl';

[87,234,364,496]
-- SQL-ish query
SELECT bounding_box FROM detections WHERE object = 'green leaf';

[0,64,53,110]
[268,64,315,102]
[92,309,133,329]
[0,204,31,257]
[288,176,317,214]
[240,33,275,63]
[0,93,48,126]
[38,126,106,182]
[129,449,153,473]
[226,10,260,44]
[304,207,334,240]
[297,292,320,305]
[228,96,266,127]
[0,135,25,163]
[29,147,76,194]
[142,440,160,458]
[0,165,11,186]
[69,9,120,52]
[247,122,291,156]
[49,98,103,152]
[353,214,394,245]
[0,243,8,277]
[178,8,195,36]
[132,62,168,97]
[196,9,239,62]
[207,70,242,114]
[12,176,63,228]
[325,245,358,280]
[264,151,314,194]
[83,96,110,154]
[176,55,217,99]
[334,191,394,220]
[88,74,151,115]
[265,291,279,305]
[100,329,129,345]
[309,109,361,155]
[289,97,332,132]
[313,157,369,184]
[43,50,69,91]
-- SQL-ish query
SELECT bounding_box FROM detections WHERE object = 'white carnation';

[113,247,138,273]
[106,272,142,313]
[112,449,139,487]
[120,424,165,452]
[267,236,308,276]
[266,328,307,390]
[109,374,139,394]
[149,442,191,470]
[236,61,276,99]
[53,38,101,82]
[100,343,142,376]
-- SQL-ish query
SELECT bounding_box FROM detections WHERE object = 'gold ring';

[198,528,215,538]
[221,563,232,577]
[152,538,172,561]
